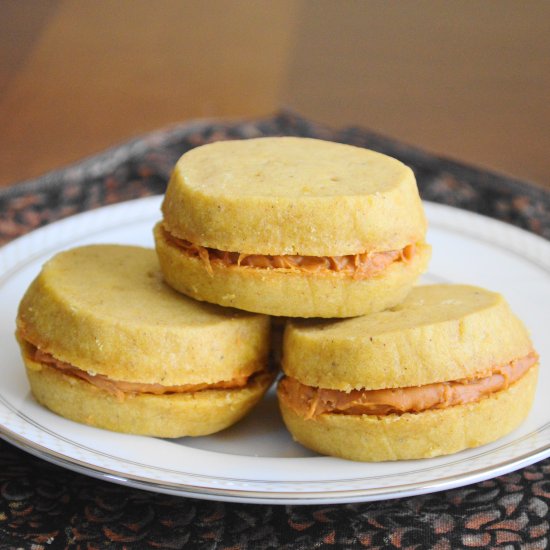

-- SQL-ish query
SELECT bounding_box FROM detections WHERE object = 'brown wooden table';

[1,1,550,189]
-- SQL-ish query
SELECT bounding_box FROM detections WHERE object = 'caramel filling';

[163,226,416,279]
[279,352,538,418]
[28,344,257,402]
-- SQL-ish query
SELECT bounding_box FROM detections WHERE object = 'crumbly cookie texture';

[154,223,431,318]
[26,358,275,438]
[283,284,534,390]
[161,137,427,256]
[17,245,270,385]
[278,366,538,461]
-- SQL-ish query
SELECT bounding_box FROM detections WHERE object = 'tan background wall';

[1,0,549,188]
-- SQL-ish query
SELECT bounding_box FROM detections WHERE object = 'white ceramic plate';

[0,196,548,505]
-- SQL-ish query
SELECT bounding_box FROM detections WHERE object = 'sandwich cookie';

[154,137,431,317]
[16,245,273,437]
[278,285,539,461]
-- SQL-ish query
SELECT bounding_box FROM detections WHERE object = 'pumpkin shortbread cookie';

[278,284,538,461]
[155,137,430,317]
[16,245,273,437]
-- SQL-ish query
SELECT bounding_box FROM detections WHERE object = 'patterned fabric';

[1,113,549,549]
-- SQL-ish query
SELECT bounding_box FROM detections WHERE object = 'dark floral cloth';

[1,113,549,549]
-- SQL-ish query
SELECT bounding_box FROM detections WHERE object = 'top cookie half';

[161,137,427,256]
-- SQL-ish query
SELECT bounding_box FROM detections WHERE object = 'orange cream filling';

[163,226,415,279]
[279,352,538,419]
[28,344,256,402]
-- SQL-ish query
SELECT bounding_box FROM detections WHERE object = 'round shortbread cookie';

[278,366,538,461]
[17,245,270,385]
[161,137,427,256]
[154,223,431,318]
[26,359,274,438]
[283,285,534,390]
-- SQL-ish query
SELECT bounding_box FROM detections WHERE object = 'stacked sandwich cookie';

[16,245,273,437]
[277,285,539,461]
[154,137,431,318]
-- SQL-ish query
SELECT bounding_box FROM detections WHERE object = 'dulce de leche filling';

[279,352,538,419]
[27,344,257,402]
[163,225,416,279]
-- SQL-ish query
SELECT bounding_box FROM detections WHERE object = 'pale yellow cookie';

[278,284,538,461]
[279,366,538,461]
[157,137,430,317]
[284,285,534,391]
[26,355,274,438]
[16,245,273,437]
[154,223,431,318]
[162,137,427,255]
